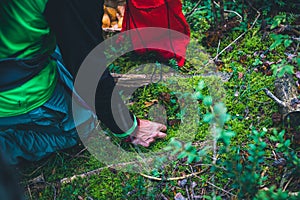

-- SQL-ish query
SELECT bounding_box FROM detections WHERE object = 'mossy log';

[265,74,300,129]
[275,74,300,129]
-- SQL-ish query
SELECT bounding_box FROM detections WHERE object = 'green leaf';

[270,136,278,142]
[187,155,196,163]
[163,146,173,151]
[248,155,254,162]
[177,151,187,159]
[271,65,278,76]
[271,20,281,29]
[223,130,236,138]
[203,96,213,106]
[278,65,294,77]
[277,143,283,148]
[184,142,193,151]
[203,113,214,123]
[253,58,263,66]
[279,130,285,139]
[284,139,291,147]
[197,80,205,90]
[193,91,203,100]
[296,57,300,66]
[284,39,292,48]
[270,40,282,50]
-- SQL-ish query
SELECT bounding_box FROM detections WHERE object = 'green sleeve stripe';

[113,115,138,138]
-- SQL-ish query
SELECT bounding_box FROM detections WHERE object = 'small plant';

[269,34,293,51]
[163,78,300,199]
[271,59,294,77]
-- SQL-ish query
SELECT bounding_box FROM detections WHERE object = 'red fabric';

[121,0,190,67]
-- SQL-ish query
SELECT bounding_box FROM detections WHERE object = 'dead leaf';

[159,92,171,102]
[168,119,181,126]
[240,55,247,63]
[144,99,158,108]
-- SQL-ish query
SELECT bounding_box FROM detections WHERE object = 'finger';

[131,138,150,147]
[154,132,167,139]
[145,137,155,144]
[138,140,150,147]
[159,124,167,132]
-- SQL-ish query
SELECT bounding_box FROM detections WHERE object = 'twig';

[192,163,226,171]
[272,150,278,160]
[27,185,33,200]
[283,177,293,192]
[213,1,243,21]
[250,9,261,29]
[202,6,260,68]
[260,166,269,188]
[288,192,299,196]
[212,32,246,62]
[26,180,57,200]
[186,185,192,200]
[18,159,50,177]
[60,161,137,184]
[279,168,288,188]
[216,39,221,60]
[140,168,209,181]
[73,147,87,158]
[261,166,269,178]
[263,88,287,107]
[185,0,202,18]
[194,174,237,197]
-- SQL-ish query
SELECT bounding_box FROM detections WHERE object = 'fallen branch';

[263,88,286,107]
[283,177,293,192]
[60,161,137,184]
[111,71,232,88]
[140,167,209,181]
[60,162,208,184]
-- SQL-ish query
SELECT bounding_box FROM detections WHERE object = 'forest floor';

[18,1,300,200]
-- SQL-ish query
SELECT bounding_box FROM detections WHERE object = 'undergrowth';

[17,1,300,199]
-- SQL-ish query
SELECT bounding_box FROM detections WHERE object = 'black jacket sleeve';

[44,0,135,134]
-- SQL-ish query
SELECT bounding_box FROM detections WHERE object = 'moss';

[18,7,300,199]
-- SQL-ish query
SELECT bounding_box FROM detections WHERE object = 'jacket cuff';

[112,115,138,138]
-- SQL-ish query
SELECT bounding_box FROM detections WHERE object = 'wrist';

[123,117,140,143]
[112,115,139,139]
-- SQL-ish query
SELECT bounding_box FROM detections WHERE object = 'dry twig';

[140,167,209,181]
[283,177,293,192]
[263,88,286,107]
[185,0,202,18]
[199,6,261,72]
[194,174,237,197]
[60,161,137,184]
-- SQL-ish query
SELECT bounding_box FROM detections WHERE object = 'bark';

[274,74,300,128]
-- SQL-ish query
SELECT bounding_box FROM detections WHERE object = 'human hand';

[126,119,167,147]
